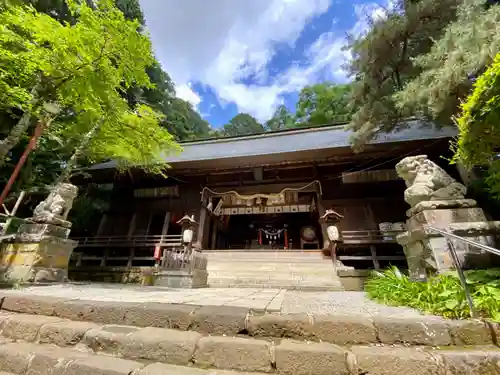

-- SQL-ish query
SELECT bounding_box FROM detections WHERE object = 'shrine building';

[69,121,457,288]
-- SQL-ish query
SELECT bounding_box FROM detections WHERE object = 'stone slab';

[122,327,201,365]
[194,336,272,373]
[84,324,201,365]
[351,346,442,375]
[189,305,249,335]
[137,363,270,375]
[123,302,197,329]
[438,348,500,375]
[38,320,100,346]
[63,355,143,375]
[406,199,477,217]
[274,339,349,375]
[2,314,66,341]
[374,316,452,346]
[448,320,493,345]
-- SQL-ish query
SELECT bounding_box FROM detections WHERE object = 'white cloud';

[141,0,388,122]
[176,83,201,108]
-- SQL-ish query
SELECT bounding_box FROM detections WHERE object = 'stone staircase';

[205,250,344,291]
[0,294,499,375]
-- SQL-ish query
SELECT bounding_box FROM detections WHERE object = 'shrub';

[365,266,500,321]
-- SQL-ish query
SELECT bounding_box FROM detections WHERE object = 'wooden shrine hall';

[68,121,458,288]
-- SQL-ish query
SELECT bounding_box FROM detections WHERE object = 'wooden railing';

[160,248,207,271]
[71,235,183,248]
[340,230,404,245]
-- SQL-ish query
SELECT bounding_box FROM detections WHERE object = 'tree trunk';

[56,121,102,184]
[0,84,42,168]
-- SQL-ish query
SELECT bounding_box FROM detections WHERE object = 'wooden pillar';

[317,195,330,250]
[96,214,108,236]
[195,202,208,249]
[127,213,137,237]
[161,212,171,236]
[211,219,218,250]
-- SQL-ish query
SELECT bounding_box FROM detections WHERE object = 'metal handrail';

[424,225,500,319]
[424,225,500,256]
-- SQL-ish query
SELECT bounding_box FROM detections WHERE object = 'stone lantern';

[320,208,344,268]
[176,215,198,250]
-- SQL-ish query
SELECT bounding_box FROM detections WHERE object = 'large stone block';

[0,342,34,374]
[438,348,500,375]
[247,313,314,341]
[2,314,65,341]
[313,314,377,345]
[63,356,143,375]
[351,346,442,375]
[0,295,69,315]
[123,302,196,330]
[122,327,201,365]
[155,269,208,288]
[53,300,127,324]
[194,336,272,372]
[275,339,349,375]
[373,316,451,346]
[190,305,248,335]
[38,320,99,346]
[83,325,141,353]
[447,320,493,345]
[84,325,201,365]
[0,236,77,283]
[26,342,91,375]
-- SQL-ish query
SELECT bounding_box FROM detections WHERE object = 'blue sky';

[139,0,390,128]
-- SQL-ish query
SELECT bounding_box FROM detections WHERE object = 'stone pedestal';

[0,183,79,285]
[154,269,208,288]
[0,236,77,283]
[397,199,495,277]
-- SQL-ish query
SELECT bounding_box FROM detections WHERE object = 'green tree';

[266,105,295,131]
[0,1,179,175]
[222,113,265,137]
[453,53,500,197]
[295,83,353,127]
[345,0,461,147]
[395,0,500,121]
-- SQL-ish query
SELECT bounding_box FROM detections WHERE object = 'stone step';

[207,283,343,291]
[1,294,499,347]
[0,310,499,375]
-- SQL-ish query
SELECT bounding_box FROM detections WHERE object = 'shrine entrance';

[222,212,321,250]
[202,181,325,251]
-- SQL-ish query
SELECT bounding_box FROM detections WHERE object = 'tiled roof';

[89,120,456,170]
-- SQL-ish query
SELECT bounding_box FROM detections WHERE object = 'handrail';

[424,225,500,319]
[424,225,500,256]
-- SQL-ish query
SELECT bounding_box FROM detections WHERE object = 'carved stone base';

[398,204,495,277]
[0,236,77,284]
[406,199,477,217]
[154,269,208,288]
[16,223,70,242]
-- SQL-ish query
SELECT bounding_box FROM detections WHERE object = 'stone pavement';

[0,283,422,316]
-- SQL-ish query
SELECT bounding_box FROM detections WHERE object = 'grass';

[365,266,500,321]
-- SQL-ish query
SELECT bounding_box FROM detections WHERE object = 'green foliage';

[366,266,500,321]
[346,0,462,146]
[0,0,180,179]
[395,0,500,120]
[452,53,500,198]
[265,105,295,131]
[295,83,353,126]
[221,113,265,137]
